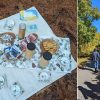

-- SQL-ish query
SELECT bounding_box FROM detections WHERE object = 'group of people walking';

[92,47,100,73]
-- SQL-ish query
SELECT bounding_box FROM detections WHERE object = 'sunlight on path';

[78,68,99,100]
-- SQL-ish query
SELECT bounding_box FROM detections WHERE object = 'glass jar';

[18,23,26,39]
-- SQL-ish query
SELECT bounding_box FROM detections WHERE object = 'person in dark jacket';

[93,48,100,72]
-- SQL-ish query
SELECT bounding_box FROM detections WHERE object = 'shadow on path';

[78,73,100,99]
[78,86,100,99]
[78,59,100,99]
[79,58,100,72]
[84,81,100,94]
[96,72,100,84]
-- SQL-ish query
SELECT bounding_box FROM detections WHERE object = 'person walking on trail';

[93,48,100,72]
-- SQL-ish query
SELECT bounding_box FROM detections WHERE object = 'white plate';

[39,71,51,81]
[10,83,22,96]
[59,57,69,66]
[0,76,5,86]
[4,20,15,30]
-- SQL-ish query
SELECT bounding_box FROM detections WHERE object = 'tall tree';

[78,0,100,55]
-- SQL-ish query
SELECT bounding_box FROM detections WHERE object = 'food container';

[25,43,36,59]
[4,45,22,60]
[20,33,38,52]
[39,52,52,69]
[20,9,38,21]
[18,23,26,40]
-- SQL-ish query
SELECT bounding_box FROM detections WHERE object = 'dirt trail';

[78,60,100,100]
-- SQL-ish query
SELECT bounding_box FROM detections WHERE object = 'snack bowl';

[0,32,16,46]
[40,39,59,54]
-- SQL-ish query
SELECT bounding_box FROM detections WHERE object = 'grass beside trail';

[78,57,89,65]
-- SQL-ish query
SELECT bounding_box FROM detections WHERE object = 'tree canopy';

[78,0,100,56]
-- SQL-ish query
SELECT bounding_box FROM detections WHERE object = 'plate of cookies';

[40,39,59,54]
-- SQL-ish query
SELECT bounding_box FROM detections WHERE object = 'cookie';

[40,39,59,54]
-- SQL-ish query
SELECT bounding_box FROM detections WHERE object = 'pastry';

[40,39,59,54]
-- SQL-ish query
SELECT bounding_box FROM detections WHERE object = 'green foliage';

[78,0,100,56]
[79,34,100,57]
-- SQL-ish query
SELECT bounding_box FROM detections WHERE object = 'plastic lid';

[19,23,26,29]
[27,43,36,50]
[43,52,52,60]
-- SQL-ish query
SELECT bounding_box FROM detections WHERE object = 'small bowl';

[0,32,16,45]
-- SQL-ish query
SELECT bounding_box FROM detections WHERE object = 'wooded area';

[78,0,100,57]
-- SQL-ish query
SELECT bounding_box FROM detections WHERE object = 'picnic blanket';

[0,7,76,100]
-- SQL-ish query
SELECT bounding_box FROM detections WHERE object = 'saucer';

[38,71,51,82]
[0,76,5,86]
[10,82,23,96]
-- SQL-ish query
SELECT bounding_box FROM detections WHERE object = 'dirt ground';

[78,60,100,99]
[0,0,77,100]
